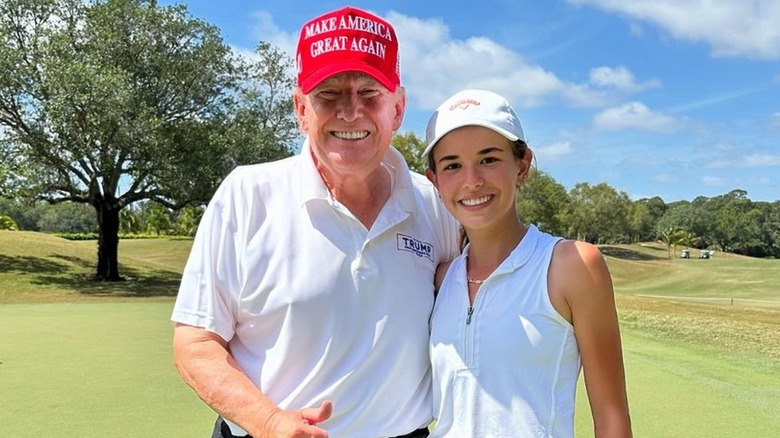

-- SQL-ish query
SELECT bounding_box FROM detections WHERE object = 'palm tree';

[659,227,686,259]
[679,230,702,250]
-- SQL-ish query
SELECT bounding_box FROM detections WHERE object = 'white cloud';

[593,102,679,132]
[709,142,736,152]
[655,174,682,184]
[535,141,575,163]
[706,159,730,169]
[567,0,780,59]
[702,175,726,186]
[708,149,780,168]
[742,154,780,167]
[246,10,658,111]
[387,12,570,109]
[560,84,611,108]
[388,12,665,110]
[747,176,772,185]
[589,66,660,92]
[250,11,297,55]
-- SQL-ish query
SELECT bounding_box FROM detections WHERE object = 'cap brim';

[300,61,397,94]
[422,121,520,158]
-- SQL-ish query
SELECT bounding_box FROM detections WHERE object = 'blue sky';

[164,0,780,202]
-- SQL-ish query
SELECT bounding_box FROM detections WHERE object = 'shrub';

[0,214,19,230]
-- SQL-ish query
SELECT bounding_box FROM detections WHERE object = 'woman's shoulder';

[548,237,604,266]
[550,239,613,301]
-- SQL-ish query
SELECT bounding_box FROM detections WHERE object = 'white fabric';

[429,225,580,438]
[172,141,459,437]
[423,89,526,157]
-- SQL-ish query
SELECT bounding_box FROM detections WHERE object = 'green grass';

[0,231,191,303]
[574,330,780,437]
[0,302,214,436]
[603,242,780,305]
[2,231,779,436]
[601,242,780,362]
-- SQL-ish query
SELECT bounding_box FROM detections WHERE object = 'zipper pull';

[466,306,474,325]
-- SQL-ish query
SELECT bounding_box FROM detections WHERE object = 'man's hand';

[260,401,333,438]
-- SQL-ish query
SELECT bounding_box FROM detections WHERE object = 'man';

[171,6,458,438]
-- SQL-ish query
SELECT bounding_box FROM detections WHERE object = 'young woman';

[424,89,632,437]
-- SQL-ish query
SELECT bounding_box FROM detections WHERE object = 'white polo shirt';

[172,141,458,437]
[429,226,579,437]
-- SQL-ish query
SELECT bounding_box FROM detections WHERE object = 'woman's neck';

[466,219,527,281]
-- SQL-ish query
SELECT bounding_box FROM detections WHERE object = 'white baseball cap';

[423,89,525,158]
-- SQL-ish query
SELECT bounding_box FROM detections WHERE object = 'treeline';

[517,169,780,258]
[3,170,778,258]
[0,199,202,237]
[397,132,780,259]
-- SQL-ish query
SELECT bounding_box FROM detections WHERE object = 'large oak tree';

[0,0,298,280]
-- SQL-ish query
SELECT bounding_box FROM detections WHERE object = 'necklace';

[467,276,486,285]
[466,254,488,285]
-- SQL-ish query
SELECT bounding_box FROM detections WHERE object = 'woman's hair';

[427,138,532,251]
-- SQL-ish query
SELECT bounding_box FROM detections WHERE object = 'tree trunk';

[95,202,123,281]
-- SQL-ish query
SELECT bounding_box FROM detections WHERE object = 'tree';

[0,0,297,280]
[145,201,172,235]
[633,196,666,242]
[35,202,97,233]
[761,201,780,258]
[655,201,695,240]
[659,226,685,259]
[687,196,716,248]
[392,131,427,174]
[119,206,142,234]
[516,168,570,236]
[0,198,37,230]
[567,182,631,244]
[626,201,651,243]
[173,204,203,236]
[708,190,767,256]
[679,230,702,250]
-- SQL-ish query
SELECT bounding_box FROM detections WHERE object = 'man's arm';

[172,323,332,438]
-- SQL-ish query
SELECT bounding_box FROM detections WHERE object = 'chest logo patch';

[397,234,434,261]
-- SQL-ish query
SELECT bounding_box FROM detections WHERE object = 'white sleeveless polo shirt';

[429,225,580,438]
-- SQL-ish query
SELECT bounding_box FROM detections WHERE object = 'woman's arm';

[550,241,632,438]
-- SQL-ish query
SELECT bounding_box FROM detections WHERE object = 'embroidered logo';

[449,98,481,111]
[397,234,434,261]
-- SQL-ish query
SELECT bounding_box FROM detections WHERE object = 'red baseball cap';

[296,6,400,94]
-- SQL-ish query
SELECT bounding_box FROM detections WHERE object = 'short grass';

[601,242,780,362]
[603,242,780,305]
[0,302,214,436]
[0,231,191,303]
[1,231,779,436]
[574,330,780,437]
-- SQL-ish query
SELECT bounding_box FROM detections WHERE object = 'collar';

[297,137,418,214]
[460,224,541,283]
